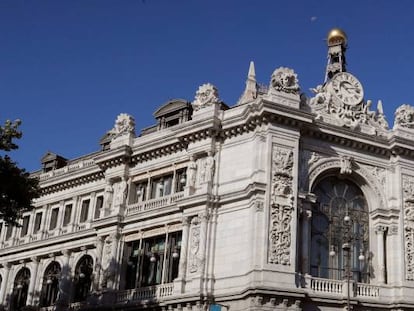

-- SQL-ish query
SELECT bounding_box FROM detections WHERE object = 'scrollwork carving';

[189,216,201,273]
[269,146,294,265]
[403,175,414,280]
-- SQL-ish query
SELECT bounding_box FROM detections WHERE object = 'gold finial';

[327,28,347,47]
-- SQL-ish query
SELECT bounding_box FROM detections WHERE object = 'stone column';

[178,217,190,280]
[56,250,71,310]
[199,213,208,276]
[27,257,39,305]
[375,225,387,284]
[301,209,312,275]
[93,236,105,291]
[0,263,11,304]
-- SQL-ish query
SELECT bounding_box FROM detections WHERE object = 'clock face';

[329,72,364,106]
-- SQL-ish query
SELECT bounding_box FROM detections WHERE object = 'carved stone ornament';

[340,155,353,175]
[270,67,300,95]
[269,146,294,265]
[394,104,414,129]
[192,83,220,111]
[308,81,389,133]
[402,175,414,280]
[111,113,135,137]
[189,216,201,273]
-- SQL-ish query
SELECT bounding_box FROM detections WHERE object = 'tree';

[0,119,39,225]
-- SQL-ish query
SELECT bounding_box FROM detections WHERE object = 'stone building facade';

[1,29,414,310]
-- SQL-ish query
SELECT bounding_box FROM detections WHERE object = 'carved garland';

[268,146,294,265]
[403,175,414,280]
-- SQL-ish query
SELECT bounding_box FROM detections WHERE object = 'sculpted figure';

[204,152,215,183]
[187,156,197,188]
[103,181,114,211]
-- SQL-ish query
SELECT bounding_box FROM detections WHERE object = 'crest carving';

[270,67,300,95]
[394,104,414,129]
[112,113,135,137]
[192,83,220,111]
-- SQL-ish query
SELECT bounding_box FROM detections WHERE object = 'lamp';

[180,175,186,185]
[150,253,157,262]
[79,272,86,279]
[46,277,53,284]
[172,248,180,259]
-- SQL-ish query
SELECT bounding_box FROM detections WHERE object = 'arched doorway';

[310,176,370,282]
[40,261,61,307]
[73,255,93,302]
[12,268,30,310]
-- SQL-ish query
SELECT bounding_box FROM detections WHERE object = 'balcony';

[125,192,184,216]
[116,283,174,303]
[306,275,380,298]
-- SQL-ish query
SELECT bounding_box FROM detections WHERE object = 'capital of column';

[375,225,388,235]
[62,249,72,257]
[30,256,40,263]
[182,216,190,226]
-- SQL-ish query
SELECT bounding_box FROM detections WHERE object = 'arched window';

[40,261,61,307]
[310,176,369,282]
[73,255,93,302]
[13,268,30,310]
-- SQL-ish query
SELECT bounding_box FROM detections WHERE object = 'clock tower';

[325,28,348,82]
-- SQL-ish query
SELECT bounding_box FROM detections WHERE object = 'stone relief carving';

[359,163,386,187]
[394,104,414,129]
[189,216,201,273]
[401,175,414,280]
[269,146,294,265]
[192,83,220,111]
[270,67,300,95]
[111,113,135,137]
[308,83,388,133]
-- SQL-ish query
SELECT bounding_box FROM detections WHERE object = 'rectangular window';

[34,212,42,233]
[94,196,103,219]
[175,168,186,192]
[21,216,30,237]
[133,181,147,203]
[63,204,72,226]
[79,199,90,223]
[49,208,59,230]
[150,174,173,199]
[5,225,13,240]
[123,231,182,288]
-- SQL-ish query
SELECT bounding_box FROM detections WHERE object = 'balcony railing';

[307,276,380,298]
[126,192,184,216]
[116,283,174,303]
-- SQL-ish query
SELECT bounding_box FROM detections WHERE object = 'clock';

[328,72,364,106]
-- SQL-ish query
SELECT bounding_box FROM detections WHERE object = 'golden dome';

[327,28,347,47]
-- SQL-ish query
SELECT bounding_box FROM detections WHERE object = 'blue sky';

[2,0,414,172]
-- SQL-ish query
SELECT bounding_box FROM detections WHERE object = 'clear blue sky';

[2,0,414,172]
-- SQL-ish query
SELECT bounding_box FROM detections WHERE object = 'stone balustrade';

[116,283,174,303]
[307,275,380,298]
[126,192,184,216]
[39,159,96,181]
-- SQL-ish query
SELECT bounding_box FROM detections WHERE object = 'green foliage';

[0,119,39,225]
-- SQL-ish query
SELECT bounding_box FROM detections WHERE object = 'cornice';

[40,171,104,195]
[94,145,132,170]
